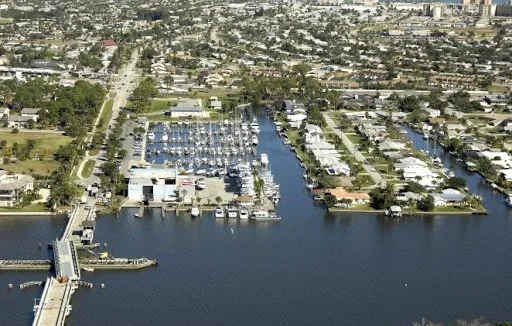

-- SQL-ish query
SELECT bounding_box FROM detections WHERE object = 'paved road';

[76,49,139,186]
[323,111,386,188]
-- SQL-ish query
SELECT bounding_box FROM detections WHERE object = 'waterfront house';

[499,168,512,181]
[432,188,465,207]
[236,194,254,207]
[324,187,370,207]
[286,113,307,129]
[0,171,34,207]
[396,191,423,202]
[304,124,323,144]
[378,140,406,152]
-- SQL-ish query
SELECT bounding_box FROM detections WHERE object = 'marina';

[1,113,512,325]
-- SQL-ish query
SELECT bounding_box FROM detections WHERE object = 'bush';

[12,128,19,134]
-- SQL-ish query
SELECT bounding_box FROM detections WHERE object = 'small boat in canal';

[214,206,225,218]
[190,206,200,217]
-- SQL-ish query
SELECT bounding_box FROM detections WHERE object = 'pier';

[1,202,156,326]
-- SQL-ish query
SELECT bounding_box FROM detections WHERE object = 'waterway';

[1,115,512,325]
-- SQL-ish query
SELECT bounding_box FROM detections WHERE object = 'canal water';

[1,115,512,325]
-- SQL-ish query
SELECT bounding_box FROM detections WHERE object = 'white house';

[304,124,323,144]
[208,96,222,110]
[20,108,41,122]
[286,113,307,128]
[0,107,9,119]
[0,171,34,207]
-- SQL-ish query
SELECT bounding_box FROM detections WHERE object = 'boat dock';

[0,260,51,270]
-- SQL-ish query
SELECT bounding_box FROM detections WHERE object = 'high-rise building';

[462,0,491,5]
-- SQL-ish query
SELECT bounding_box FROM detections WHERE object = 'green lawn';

[82,159,95,178]
[150,99,174,113]
[159,89,239,102]
[97,96,115,133]
[0,131,72,156]
[0,18,13,25]
[0,203,49,213]
[0,160,60,177]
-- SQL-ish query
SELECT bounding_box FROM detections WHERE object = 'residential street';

[323,111,386,187]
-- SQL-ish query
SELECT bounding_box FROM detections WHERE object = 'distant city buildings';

[462,0,491,5]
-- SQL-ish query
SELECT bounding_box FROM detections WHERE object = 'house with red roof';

[102,39,117,47]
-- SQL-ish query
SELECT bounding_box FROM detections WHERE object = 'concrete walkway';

[323,111,386,187]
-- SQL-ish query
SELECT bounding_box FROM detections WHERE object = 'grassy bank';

[98,96,115,133]
[0,203,49,213]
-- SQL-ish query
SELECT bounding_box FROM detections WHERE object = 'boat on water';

[162,133,169,142]
[214,206,225,218]
[147,131,155,142]
[190,206,200,217]
[252,134,259,145]
[260,153,269,166]
[251,210,281,221]
[226,206,238,218]
[82,267,94,272]
[239,208,249,219]
[134,213,141,218]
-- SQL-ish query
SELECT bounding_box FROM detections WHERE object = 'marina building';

[0,171,34,207]
[128,168,178,201]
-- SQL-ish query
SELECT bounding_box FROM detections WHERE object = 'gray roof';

[0,174,33,191]
[8,115,34,122]
[20,108,40,115]
[169,106,202,112]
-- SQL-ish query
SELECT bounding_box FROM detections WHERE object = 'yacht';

[252,135,259,145]
[190,206,200,217]
[82,267,94,272]
[251,210,281,221]
[214,206,225,218]
[161,133,169,142]
[239,208,249,219]
[195,178,206,190]
[275,121,283,132]
[226,206,238,218]
[147,131,155,142]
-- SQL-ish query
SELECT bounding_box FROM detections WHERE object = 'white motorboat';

[214,206,225,218]
[239,208,249,219]
[227,206,238,218]
[195,178,206,189]
[251,210,281,221]
[161,133,169,142]
[252,135,258,145]
[190,206,200,217]
[82,267,94,272]
[147,131,155,141]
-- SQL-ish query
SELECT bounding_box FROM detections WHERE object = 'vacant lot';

[0,131,72,156]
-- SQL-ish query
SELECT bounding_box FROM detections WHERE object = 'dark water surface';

[1,116,512,325]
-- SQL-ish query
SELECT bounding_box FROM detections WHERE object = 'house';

[432,188,465,207]
[286,113,307,128]
[0,107,9,119]
[208,96,222,110]
[102,39,117,47]
[0,171,34,207]
[324,187,370,206]
[20,108,41,122]
[378,140,406,152]
[8,115,35,128]
[304,124,323,144]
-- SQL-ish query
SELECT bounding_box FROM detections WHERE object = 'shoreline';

[328,207,487,215]
[0,211,63,217]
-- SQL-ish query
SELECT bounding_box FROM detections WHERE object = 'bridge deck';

[32,278,74,326]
